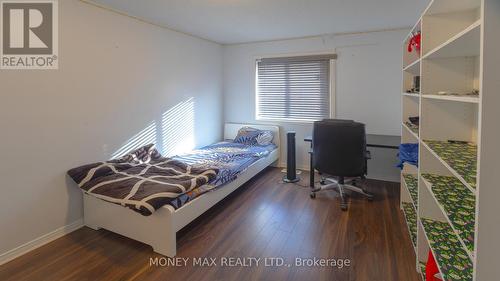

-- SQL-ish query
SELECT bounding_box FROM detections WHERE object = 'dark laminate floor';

[0,167,420,281]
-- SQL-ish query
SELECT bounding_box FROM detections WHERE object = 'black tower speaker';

[283,131,300,183]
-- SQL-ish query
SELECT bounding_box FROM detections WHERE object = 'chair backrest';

[312,120,367,177]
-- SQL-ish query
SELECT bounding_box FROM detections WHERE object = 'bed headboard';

[224,123,280,147]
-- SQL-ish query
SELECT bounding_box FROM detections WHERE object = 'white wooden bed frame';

[83,123,280,257]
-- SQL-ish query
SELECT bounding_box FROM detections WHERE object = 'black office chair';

[310,120,373,211]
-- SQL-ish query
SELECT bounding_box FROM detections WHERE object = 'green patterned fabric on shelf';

[421,218,473,281]
[420,262,427,281]
[402,202,417,247]
[404,121,419,135]
[422,174,475,254]
[403,174,418,207]
[424,140,477,189]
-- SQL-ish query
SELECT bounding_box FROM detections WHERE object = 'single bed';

[82,123,280,256]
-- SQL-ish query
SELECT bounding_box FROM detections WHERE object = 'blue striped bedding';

[167,141,277,209]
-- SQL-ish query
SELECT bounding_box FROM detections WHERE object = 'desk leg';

[309,152,314,189]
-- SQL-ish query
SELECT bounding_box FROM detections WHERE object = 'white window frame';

[254,52,336,124]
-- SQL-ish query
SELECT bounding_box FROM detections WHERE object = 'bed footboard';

[83,194,177,257]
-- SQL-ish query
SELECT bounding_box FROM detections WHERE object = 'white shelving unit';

[400,1,500,280]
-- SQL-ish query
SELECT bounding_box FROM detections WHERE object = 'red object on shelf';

[407,32,421,54]
[426,250,442,281]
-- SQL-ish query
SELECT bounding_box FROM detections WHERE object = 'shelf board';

[421,174,476,257]
[422,140,477,192]
[422,94,479,104]
[403,174,418,208]
[403,92,420,98]
[420,218,473,281]
[422,20,480,60]
[403,58,421,75]
[402,202,417,249]
[403,122,419,138]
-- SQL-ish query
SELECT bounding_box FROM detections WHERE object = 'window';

[256,54,335,122]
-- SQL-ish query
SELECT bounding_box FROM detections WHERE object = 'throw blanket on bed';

[68,145,218,216]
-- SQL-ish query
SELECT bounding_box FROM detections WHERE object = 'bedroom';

[0,0,499,280]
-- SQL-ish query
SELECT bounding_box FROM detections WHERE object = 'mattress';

[167,141,277,209]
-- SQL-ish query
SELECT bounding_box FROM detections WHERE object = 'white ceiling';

[88,0,429,44]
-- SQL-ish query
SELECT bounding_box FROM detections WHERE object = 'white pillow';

[256,130,274,146]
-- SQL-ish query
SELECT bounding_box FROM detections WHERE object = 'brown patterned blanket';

[67,144,218,216]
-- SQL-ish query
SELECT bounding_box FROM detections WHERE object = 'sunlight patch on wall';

[109,98,196,159]
[161,98,195,156]
[111,122,157,159]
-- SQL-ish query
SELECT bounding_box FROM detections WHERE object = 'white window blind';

[256,54,336,122]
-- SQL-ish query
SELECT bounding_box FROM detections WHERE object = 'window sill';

[255,117,319,125]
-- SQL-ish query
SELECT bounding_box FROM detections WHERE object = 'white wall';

[0,0,222,259]
[223,29,407,181]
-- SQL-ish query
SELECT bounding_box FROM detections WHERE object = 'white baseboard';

[279,164,399,183]
[0,219,84,266]
[277,162,311,172]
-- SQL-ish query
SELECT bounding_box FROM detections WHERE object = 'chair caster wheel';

[320,180,326,185]
[310,192,316,199]
[365,191,374,201]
